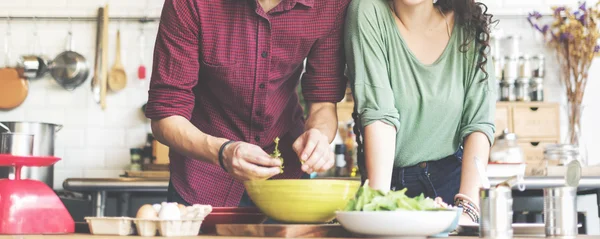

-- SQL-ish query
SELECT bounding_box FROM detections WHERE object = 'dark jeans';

[167,173,310,223]
[390,149,463,205]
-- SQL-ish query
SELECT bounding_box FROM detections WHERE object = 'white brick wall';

[0,0,164,190]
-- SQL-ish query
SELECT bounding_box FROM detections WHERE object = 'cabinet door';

[494,105,511,137]
[512,105,560,140]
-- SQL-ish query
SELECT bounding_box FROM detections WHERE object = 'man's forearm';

[151,115,228,165]
[459,132,491,207]
[304,102,339,143]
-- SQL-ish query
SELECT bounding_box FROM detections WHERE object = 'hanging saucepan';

[18,55,50,80]
[48,30,90,91]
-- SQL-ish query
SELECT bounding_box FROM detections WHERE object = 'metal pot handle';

[55,124,63,133]
[0,122,9,133]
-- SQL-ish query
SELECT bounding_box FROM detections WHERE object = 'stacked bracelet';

[218,140,236,172]
[454,195,480,223]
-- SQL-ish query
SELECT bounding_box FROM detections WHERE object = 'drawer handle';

[530,142,540,146]
[529,107,539,111]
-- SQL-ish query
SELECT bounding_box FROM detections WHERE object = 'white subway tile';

[20,88,47,108]
[105,148,131,170]
[64,148,105,169]
[24,108,65,125]
[87,107,106,127]
[125,125,148,148]
[55,128,85,148]
[64,109,88,127]
[104,128,125,147]
[29,0,68,8]
[0,107,26,121]
[0,0,31,8]
[86,128,106,147]
[105,107,146,127]
[87,128,125,147]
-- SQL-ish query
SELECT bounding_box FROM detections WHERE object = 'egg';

[136,204,158,219]
[177,204,188,218]
[158,202,181,220]
[152,204,162,213]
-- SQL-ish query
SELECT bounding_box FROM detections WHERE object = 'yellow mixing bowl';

[244,179,361,223]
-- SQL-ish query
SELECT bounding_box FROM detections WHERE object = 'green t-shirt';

[344,0,497,167]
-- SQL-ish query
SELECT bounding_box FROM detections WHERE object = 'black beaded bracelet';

[218,140,236,172]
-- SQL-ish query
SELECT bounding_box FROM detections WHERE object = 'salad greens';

[270,137,284,174]
[344,180,439,211]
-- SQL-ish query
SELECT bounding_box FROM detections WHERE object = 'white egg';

[152,204,162,213]
[158,203,181,220]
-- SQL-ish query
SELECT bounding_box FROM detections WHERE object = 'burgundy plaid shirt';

[145,0,350,206]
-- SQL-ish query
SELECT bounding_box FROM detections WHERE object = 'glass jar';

[490,129,525,164]
[544,144,580,166]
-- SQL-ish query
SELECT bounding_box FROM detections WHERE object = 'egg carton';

[134,219,205,237]
[85,217,135,236]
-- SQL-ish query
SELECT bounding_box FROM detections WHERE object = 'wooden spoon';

[108,29,127,91]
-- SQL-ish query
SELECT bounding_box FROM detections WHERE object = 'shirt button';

[261,51,268,58]
[254,136,261,142]
[259,83,266,89]
[256,111,263,116]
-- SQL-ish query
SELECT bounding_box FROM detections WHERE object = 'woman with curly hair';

[344,0,497,223]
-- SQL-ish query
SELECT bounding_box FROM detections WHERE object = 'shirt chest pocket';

[201,61,248,108]
[201,61,242,81]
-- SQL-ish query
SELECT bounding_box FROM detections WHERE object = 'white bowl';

[335,210,456,238]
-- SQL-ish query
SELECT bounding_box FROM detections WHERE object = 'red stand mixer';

[0,154,74,234]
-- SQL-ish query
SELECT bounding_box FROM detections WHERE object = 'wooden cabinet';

[494,102,560,175]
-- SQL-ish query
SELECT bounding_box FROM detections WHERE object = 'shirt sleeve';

[344,1,400,131]
[300,3,350,103]
[145,0,200,121]
[459,54,497,146]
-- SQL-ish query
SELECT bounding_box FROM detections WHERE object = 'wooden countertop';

[0,234,596,239]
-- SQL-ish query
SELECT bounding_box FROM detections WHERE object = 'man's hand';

[221,142,282,181]
[293,128,334,174]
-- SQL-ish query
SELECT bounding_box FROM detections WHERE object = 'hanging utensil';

[91,7,104,104]
[137,22,147,87]
[48,19,90,91]
[100,4,110,109]
[19,17,50,80]
[0,18,28,110]
[108,25,127,91]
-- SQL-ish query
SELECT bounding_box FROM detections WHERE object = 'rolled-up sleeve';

[301,3,350,103]
[145,0,200,121]
[344,1,400,131]
[459,55,497,146]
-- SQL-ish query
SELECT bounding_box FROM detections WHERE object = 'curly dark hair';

[352,0,497,184]
[437,0,497,82]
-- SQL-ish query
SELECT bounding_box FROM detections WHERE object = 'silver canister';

[0,133,34,156]
[544,187,578,238]
[480,186,514,239]
[515,78,531,102]
[532,55,545,78]
[530,77,544,102]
